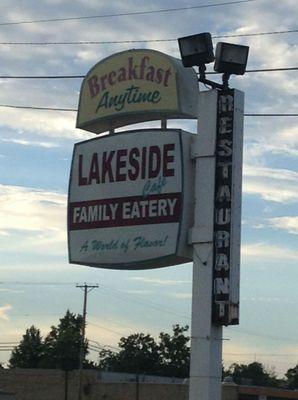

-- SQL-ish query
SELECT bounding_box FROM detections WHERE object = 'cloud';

[241,242,298,262]
[241,296,297,304]
[243,165,298,203]
[170,292,192,299]
[0,107,89,140]
[123,289,153,295]
[0,304,12,320]
[129,277,190,286]
[0,138,60,148]
[0,184,67,254]
[268,216,298,235]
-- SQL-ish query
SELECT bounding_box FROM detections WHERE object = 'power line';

[89,339,120,351]
[245,113,298,117]
[0,75,84,79]
[0,67,296,80]
[0,281,75,285]
[98,283,191,320]
[0,104,297,117]
[0,28,297,45]
[0,1,258,27]
[225,352,298,357]
[207,67,298,74]
[227,327,298,343]
[88,321,126,337]
[0,104,77,111]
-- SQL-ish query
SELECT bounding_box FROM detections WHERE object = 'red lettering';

[163,144,175,177]
[140,56,150,79]
[88,153,100,184]
[102,151,115,183]
[108,71,116,85]
[128,57,137,80]
[148,146,161,178]
[78,154,88,186]
[155,68,164,84]
[116,149,127,181]
[100,74,108,91]
[141,147,147,179]
[88,75,100,98]
[163,68,172,87]
[128,148,140,180]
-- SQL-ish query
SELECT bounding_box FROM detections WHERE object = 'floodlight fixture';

[178,33,214,68]
[177,33,249,90]
[214,42,249,76]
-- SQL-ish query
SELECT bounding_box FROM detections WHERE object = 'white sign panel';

[68,129,194,269]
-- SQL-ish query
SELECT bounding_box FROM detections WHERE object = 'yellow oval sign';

[77,49,198,134]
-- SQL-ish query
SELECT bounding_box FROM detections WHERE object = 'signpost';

[69,45,245,400]
[189,89,244,400]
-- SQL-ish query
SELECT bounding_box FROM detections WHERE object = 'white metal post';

[188,90,223,400]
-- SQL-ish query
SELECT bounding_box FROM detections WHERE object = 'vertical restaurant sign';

[68,129,194,269]
[76,49,198,134]
[213,90,244,326]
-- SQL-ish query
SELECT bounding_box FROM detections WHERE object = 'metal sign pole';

[189,87,244,399]
[189,90,223,400]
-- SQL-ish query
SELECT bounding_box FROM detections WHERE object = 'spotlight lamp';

[214,42,249,76]
[178,33,214,68]
[177,33,249,90]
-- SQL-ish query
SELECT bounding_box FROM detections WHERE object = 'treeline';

[5,311,298,389]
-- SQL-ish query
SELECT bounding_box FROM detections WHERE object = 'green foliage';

[9,326,45,368]
[158,324,190,378]
[227,362,279,387]
[285,364,298,389]
[9,310,87,370]
[41,310,88,370]
[99,324,190,378]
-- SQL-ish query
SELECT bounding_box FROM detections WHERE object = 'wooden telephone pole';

[76,283,98,400]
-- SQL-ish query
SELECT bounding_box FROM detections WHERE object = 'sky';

[0,0,297,378]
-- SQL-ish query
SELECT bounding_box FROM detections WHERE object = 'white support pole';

[188,89,223,400]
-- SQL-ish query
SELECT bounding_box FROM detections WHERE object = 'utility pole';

[76,283,98,400]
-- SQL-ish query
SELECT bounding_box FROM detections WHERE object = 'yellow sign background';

[77,50,179,131]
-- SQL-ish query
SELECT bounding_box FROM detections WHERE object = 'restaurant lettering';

[213,90,236,325]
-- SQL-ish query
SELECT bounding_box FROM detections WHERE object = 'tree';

[285,364,298,389]
[158,324,190,378]
[98,324,190,378]
[41,310,88,370]
[100,333,160,374]
[9,326,44,368]
[227,362,279,387]
[9,311,87,370]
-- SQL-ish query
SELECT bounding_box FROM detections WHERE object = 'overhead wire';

[0,104,296,117]
[2,280,298,344]
[0,28,296,45]
[97,283,191,320]
[0,0,259,27]
[0,65,296,116]
[0,67,296,80]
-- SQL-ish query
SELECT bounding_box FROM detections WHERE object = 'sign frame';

[67,128,195,270]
